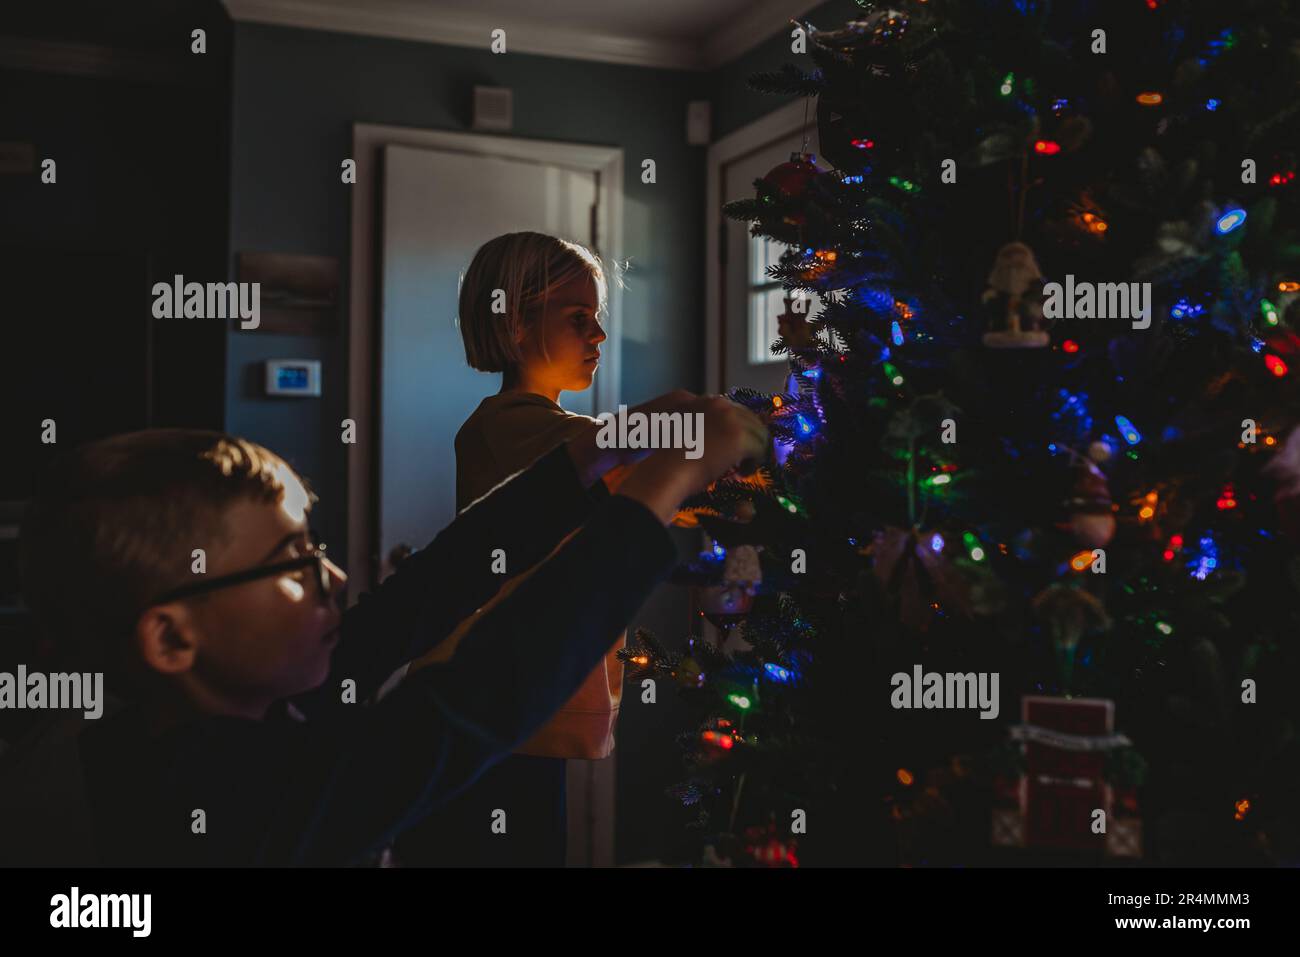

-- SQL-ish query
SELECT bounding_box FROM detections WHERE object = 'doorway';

[347,124,624,596]
[347,125,624,867]
[377,143,601,572]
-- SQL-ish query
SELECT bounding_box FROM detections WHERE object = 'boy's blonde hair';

[457,232,609,372]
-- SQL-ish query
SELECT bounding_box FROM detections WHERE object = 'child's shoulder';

[459,392,593,441]
[457,393,554,449]
[456,392,598,487]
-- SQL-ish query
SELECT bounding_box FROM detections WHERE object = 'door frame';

[347,123,624,595]
[704,98,813,395]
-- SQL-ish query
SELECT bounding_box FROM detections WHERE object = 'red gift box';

[1020,696,1113,851]
[992,696,1141,856]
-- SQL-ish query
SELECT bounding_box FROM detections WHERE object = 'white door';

[377,142,611,867]
[720,125,822,394]
[378,143,599,569]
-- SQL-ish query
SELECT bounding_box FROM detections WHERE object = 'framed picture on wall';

[237,251,339,335]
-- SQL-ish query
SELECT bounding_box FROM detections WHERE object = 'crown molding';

[223,0,695,69]
[222,0,822,70]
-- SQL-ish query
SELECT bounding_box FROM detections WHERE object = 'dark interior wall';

[0,1,232,439]
[227,22,713,560]
[0,0,231,742]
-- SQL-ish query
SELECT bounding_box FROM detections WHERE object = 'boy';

[12,393,767,866]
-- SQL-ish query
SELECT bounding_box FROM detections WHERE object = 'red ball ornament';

[760,152,821,201]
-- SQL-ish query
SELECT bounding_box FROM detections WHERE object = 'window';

[748,234,822,363]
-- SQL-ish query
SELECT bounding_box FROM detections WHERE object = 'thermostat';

[265,359,321,397]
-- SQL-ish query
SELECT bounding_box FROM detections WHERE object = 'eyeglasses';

[151,535,334,606]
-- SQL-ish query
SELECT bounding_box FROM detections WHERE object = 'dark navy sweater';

[76,446,676,866]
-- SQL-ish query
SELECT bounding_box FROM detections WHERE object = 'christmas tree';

[625,0,1300,866]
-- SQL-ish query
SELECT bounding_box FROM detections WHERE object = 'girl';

[402,232,627,867]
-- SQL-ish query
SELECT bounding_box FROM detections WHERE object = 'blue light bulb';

[1215,209,1246,234]
[1115,415,1142,445]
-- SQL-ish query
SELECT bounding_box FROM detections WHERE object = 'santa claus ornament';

[982,241,1051,348]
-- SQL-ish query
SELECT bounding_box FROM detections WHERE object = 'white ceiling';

[222,0,824,70]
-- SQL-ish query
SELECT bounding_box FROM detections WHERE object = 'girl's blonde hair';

[457,232,610,373]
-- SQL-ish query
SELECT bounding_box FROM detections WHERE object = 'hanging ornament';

[1031,584,1111,683]
[1062,459,1117,547]
[981,242,1050,348]
[698,543,762,645]
[777,293,816,349]
[868,526,972,632]
[1087,440,1113,463]
[759,152,820,201]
